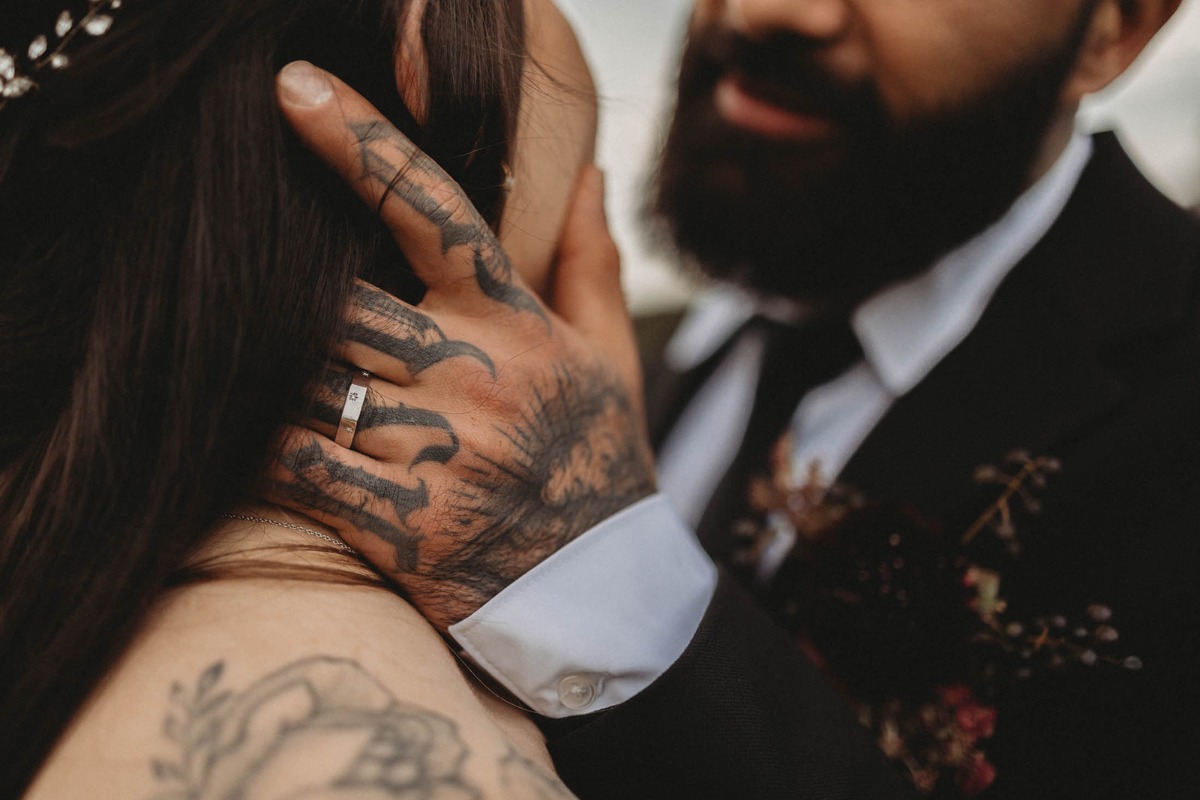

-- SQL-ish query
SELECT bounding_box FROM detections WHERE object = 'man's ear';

[1061,0,1184,104]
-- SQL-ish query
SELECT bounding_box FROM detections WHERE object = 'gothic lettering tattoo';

[315,367,461,466]
[350,282,497,378]
[361,403,461,466]
[280,440,428,571]
[409,360,656,619]
[282,356,653,621]
[349,120,546,325]
[149,658,482,799]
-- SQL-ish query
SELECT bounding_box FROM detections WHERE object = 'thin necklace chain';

[220,513,356,554]
[225,517,522,710]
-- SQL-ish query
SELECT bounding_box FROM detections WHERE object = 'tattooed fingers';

[276,62,473,291]
[306,369,462,466]
[276,61,545,326]
[267,423,480,585]
[339,281,498,385]
[270,62,657,629]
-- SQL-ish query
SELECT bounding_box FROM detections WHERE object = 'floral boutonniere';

[735,443,1142,797]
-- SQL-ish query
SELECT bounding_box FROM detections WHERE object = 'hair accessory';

[0,0,123,111]
[221,513,356,554]
[335,369,372,450]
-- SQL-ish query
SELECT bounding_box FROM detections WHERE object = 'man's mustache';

[680,26,878,124]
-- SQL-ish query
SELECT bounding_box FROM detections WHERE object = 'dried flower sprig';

[866,686,999,797]
[738,448,1144,796]
[0,0,122,111]
[974,603,1144,678]
[961,450,1062,550]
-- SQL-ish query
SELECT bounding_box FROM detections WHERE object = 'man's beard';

[651,23,1092,307]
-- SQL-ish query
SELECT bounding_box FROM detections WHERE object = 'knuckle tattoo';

[298,121,657,621]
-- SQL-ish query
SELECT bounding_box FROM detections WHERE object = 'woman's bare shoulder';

[26,568,575,799]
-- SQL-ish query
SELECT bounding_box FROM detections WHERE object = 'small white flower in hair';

[0,0,122,110]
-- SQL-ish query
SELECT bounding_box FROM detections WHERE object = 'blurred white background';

[553,0,1200,314]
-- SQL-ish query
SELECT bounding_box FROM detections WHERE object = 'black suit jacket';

[542,134,1200,799]
[834,133,1200,798]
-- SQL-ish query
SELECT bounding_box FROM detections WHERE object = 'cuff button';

[557,674,598,710]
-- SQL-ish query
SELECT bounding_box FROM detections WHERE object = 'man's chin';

[654,103,1052,308]
[654,128,918,305]
[677,239,927,310]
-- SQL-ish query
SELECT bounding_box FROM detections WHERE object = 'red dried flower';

[955,701,998,742]
[936,684,972,707]
[958,754,997,796]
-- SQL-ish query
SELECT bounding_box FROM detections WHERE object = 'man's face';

[654,0,1101,306]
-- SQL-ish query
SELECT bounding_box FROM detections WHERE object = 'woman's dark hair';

[0,0,525,792]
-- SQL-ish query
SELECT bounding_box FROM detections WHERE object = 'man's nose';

[722,0,852,41]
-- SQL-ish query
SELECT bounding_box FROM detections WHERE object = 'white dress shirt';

[451,132,1094,718]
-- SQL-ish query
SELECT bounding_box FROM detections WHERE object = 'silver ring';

[335,369,372,449]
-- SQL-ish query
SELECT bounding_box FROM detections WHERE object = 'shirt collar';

[853,132,1093,396]
[666,132,1094,380]
[664,287,810,370]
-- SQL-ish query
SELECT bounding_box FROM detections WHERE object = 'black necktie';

[694,314,863,561]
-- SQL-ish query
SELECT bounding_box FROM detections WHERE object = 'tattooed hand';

[266,62,655,630]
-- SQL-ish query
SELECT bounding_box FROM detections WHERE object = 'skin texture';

[27,552,577,798]
[266,64,652,630]
[143,658,573,799]
[147,658,489,798]
[500,0,599,295]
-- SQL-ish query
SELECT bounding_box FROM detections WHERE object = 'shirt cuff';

[449,493,717,717]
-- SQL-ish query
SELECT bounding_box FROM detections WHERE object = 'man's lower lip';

[713,75,838,141]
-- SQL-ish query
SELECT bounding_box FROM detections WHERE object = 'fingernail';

[278,61,333,107]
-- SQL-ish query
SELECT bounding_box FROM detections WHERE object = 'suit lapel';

[840,132,1194,526]
[839,256,1125,526]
